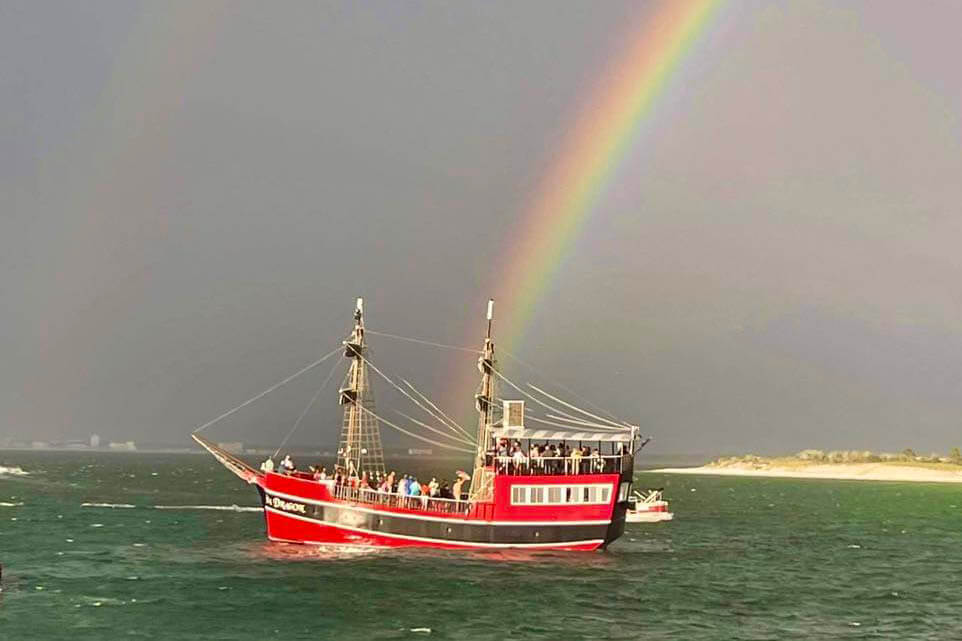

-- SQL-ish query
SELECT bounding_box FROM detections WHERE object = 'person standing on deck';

[571,447,583,475]
[512,447,528,475]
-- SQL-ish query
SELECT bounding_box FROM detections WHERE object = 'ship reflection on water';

[251,539,620,568]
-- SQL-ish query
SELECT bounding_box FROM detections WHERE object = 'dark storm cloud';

[2,1,960,454]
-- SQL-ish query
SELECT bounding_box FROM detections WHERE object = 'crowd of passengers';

[489,439,623,474]
[260,455,470,501]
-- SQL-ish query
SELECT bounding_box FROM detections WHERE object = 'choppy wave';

[0,501,24,507]
[153,504,262,512]
[81,502,136,509]
[259,542,383,561]
[0,465,29,476]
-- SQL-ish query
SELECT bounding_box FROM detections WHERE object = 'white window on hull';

[510,484,612,506]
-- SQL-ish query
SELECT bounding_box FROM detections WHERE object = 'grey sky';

[2,1,960,455]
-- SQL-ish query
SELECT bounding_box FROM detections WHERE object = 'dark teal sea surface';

[1,451,960,640]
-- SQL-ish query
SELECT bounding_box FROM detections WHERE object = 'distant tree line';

[712,448,962,466]
[791,448,962,464]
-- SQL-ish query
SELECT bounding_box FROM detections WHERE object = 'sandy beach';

[652,462,962,484]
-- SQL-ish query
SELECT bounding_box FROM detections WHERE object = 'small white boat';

[625,489,673,523]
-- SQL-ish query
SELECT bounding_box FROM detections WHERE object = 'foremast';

[469,299,497,502]
[337,298,386,478]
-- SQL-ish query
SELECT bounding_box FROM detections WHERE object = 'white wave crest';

[0,465,29,476]
[81,503,137,509]
[153,504,262,512]
[0,502,24,507]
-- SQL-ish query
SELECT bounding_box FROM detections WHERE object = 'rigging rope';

[191,345,343,434]
[366,329,480,354]
[492,397,626,432]
[395,409,476,447]
[540,414,631,431]
[355,404,475,454]
[492,370,588,424]
[527,384,629,429]
[356,351,474,441]
[497,347,626,424]
[524,415,623,432]
[542,413,628,431]
[401,378,475,441]
[272,356,342,458]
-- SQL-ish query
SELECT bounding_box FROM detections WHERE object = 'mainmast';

[336,298,386,478]
[469,299,497,501]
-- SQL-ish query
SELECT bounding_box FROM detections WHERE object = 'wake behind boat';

[194,299,646,550]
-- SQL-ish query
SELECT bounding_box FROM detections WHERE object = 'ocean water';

[1,452,960,640]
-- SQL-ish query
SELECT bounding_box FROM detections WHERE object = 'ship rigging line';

[492,373,630,431]
[497,347,625,424]
[492,370,612,428]
[355,404,475,454]
[395,410,476,447]
[365,329,481,354]
[272,356,343,458]
[527,384,630,430]
[401,378,475,441]
[493,396,627,432]
[191,345,343,435]
[544,414,631,430]
[354,351,473,442]
[526,414,631,432]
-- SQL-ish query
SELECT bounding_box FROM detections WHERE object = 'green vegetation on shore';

[709,448,962,470]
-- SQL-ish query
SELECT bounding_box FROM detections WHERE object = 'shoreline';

[650,462,962,484]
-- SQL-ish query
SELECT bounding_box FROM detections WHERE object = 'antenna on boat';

[337,297,386,478]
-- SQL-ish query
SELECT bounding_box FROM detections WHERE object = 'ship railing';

[487,454,630,476]
[331,483,469,515]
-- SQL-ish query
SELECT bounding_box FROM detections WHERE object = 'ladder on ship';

[336,298,386,478]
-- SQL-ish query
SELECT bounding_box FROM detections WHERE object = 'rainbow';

[451,0,723,415]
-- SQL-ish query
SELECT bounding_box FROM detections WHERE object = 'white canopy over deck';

[491,427,636,443]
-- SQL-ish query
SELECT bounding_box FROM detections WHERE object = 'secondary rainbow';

[451,0,723,416]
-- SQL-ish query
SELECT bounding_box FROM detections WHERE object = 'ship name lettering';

[269,496,307,514]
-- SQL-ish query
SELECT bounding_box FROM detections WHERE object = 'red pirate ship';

[194,299,644,550]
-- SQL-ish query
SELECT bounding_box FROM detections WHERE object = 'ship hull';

[257,472,622,551]
[264,506,605,551]
[260,487,610,551]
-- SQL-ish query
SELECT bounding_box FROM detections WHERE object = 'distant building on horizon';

[108,441,137,451]
[90,434,100,448]
[31,441,49,449]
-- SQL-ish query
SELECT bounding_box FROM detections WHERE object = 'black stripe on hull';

[262,492,610,546]
[604,503,628,547]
